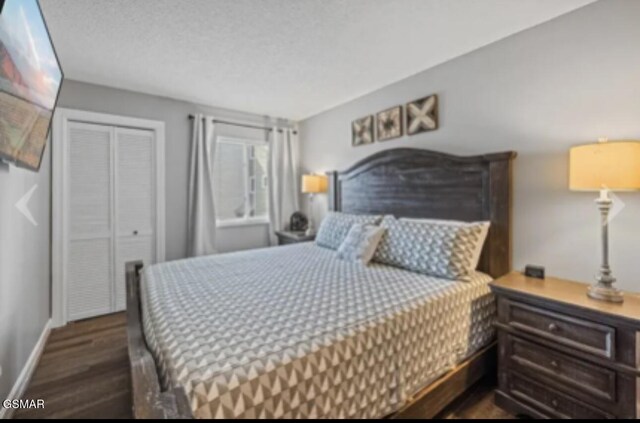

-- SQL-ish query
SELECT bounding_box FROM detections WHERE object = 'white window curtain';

[268,127,300,245]
[187,114,218,256]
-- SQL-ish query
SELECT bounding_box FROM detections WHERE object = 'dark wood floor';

[14,313,131,419]
[14,313,513,419]
[437,380,514,419]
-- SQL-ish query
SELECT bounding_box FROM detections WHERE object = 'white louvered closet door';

[67,122,114,321]
[114,128,156,311]
[65,121,159,321]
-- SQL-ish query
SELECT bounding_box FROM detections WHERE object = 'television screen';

[0,0,62,171]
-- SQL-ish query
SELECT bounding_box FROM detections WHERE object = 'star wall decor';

[376,106,403,141]
[406,94,438,135]
[352,115,374,146]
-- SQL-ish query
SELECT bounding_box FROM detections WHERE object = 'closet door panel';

[68,122,112,238]
[115,127,156,312]
[68,239,112,320]
[67,122,113,320]
[116,128,155,236]
[115,236,154,311]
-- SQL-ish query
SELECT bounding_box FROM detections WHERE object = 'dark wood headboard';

[327,148,516,278]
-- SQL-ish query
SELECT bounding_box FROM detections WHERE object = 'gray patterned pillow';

[336,224,386,265]
[373,216,487,280]
[315,212,383,250]
[400,218,490,271]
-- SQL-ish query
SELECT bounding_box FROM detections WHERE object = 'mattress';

[141,243,495,419]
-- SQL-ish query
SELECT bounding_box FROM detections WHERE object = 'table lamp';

[302,174,328,236]
[569,139,640,303]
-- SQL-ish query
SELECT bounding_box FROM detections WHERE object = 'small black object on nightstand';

[275,230,315,246]
[524,265,545,279]
[289,212,309,232]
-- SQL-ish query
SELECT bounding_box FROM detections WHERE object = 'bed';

[126,147,516,419]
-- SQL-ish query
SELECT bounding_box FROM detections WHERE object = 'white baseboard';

[0,319,52,420]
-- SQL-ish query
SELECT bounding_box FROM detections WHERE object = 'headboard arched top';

[327,148,516,278]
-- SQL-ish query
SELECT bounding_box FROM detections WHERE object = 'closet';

[53,109,165,325]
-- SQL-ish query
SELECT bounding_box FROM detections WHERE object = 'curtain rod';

[188,115,297,134]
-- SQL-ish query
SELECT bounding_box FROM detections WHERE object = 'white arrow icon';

[16,184,38,226]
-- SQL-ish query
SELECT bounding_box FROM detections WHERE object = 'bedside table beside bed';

[490,272,640,419]
[275,230,315,245]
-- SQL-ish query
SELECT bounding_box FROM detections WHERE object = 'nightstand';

[490,272,640,419]
[275,230,315,246]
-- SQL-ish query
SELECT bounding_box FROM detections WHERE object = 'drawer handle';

[548,323,559,332]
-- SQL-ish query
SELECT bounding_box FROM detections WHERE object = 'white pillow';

[399,218,490,271]
[336,224,386,265]
[315,212,383,250]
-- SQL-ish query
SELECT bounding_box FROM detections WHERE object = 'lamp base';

[586,190,624,304]
[306,193,315,236]
[587,282,624,303]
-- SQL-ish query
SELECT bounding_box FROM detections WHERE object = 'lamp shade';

[302,174,328,194]
[569,141,640,191]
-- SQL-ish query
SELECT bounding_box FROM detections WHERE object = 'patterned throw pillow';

[373,216,488,280]
[400,218,490,271]
[315,212,383,250]
[336,224,386,265]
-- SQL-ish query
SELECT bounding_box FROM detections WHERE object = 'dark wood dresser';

[490,272,640,419]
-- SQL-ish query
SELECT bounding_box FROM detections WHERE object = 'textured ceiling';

[40,0,595,120]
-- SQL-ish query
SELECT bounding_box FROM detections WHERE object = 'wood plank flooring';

[13,313,131,419]
[13,313,514,419]
[437,380,515,419]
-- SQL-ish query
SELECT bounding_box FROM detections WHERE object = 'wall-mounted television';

[0,0,62,171]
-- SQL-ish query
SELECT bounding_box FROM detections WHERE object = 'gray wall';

[299,0,640,293]
[0,146,51,401]
[58,80,293,259]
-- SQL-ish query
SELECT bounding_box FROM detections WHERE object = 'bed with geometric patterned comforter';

[141,242,495,419]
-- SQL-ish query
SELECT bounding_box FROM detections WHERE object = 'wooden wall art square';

[406,94,438,135]
[352,115,374,146]
[376,106,403,141]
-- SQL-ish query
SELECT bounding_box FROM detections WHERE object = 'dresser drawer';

[502,299,615,359]
[505,335,616,403]
[506,372,614,419]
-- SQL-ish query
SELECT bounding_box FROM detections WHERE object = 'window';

[214,137,269,227]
